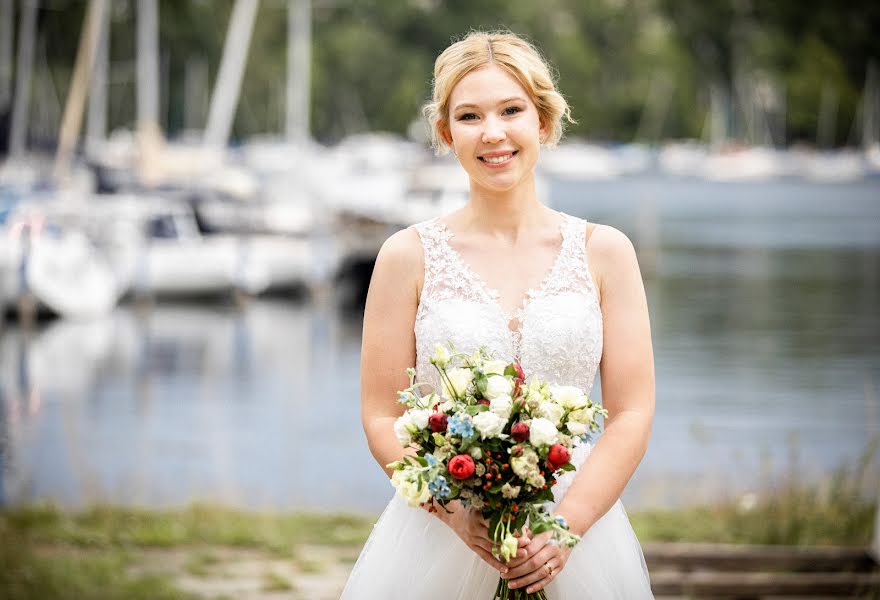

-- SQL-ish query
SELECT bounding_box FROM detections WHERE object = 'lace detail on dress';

[412,214,603,397]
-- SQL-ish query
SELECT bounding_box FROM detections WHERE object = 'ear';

[538,116,549,144]
[436,118,453,147]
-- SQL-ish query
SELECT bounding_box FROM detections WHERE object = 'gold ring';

[546,562,553,577]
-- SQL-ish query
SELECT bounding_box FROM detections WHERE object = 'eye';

[457,113,478,121]
[502,106,523,116]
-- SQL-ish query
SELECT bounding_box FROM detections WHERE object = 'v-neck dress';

[340,213,653,599]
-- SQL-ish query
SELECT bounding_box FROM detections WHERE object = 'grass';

[0,450,875,599]
[632,442,878,546]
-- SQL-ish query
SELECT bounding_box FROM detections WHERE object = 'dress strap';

[411,218,452,314]
[542,215,597,300]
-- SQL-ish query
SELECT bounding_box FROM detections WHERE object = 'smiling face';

[443,64,547,195]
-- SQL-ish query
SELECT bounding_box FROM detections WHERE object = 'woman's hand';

[501,530,573,594]
[434,502,529,574]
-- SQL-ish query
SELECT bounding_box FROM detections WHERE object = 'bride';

[341,31,655,599]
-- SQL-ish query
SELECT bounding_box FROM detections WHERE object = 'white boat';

[538,141,623,180]
[658,141,709,177]
[0,215,120,320]
[700,146,787,182]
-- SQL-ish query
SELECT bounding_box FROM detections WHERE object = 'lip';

[478,150,518,167]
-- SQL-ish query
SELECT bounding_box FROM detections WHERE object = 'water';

[1,177,878,512]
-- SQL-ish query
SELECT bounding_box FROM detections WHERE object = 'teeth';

[483,154,513,164]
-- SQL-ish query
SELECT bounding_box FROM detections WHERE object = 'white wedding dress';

[341,213,653,599]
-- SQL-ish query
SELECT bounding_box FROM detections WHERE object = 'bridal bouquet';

[387,343,606,600]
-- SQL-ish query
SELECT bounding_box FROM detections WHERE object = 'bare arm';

[554,225,655,536]
[360,228,423,478]
[360,226,523,573]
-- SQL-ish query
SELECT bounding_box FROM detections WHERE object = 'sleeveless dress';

[341,213,653,599]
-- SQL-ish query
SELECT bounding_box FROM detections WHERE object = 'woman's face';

[444,64,546,194]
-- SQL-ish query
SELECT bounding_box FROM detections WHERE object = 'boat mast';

[86,0,111,153]
[9,0,39,158]
[54,0,107,180]
[136,0,162,184]
[286,0,310,146]
[204,0,260,149]
[0,0,13,117]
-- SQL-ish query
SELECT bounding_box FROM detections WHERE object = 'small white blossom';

[431,343,451,368]
[499,534,518,561]
[501,482,521,499]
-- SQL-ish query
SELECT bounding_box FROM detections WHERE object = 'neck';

[461,173,553,240]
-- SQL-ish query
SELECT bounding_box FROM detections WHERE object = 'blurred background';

[0,0,878,598]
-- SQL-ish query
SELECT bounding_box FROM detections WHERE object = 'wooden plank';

[644,543,876,572]
[651,571,880,597]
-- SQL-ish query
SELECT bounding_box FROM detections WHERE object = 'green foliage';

[25,0,878,146]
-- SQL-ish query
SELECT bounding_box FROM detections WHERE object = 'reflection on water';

[1,177,878,511]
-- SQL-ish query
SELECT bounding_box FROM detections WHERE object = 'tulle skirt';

[341,444,653,599]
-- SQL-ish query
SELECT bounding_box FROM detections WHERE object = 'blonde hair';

[423,30,573,154]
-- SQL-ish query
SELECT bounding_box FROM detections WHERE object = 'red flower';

[448,454,475,480]
[428,413,448,433]
[511,422,530,443]
[547,444,571,470]
[513,362,525,380]
[477,398,491,407]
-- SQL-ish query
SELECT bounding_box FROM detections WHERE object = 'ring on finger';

[545,561,554,577]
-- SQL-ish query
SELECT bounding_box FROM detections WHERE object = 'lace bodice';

[412,213,603,396]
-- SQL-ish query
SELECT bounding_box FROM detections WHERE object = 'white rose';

[431,343,451,368]
[483,359,508,375]
[442,368,474,399]
[537,401,564,426]
[484,375,513,399]
[472,411,508,439]
[391,470,431,507]
[393,413,413,446]
[550,385,588,409]
[567,421,588,436]
[529,417,559,446]
[489,394,513,420]
[409,409,431,431]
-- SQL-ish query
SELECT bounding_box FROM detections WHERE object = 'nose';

[481,115,506,144]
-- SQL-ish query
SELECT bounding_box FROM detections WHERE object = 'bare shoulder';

[378,226,422,265]
[372,226,424,297]
[583,223,641,298]
[586,223,636,260]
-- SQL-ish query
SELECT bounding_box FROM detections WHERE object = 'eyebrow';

[452,96,527,112]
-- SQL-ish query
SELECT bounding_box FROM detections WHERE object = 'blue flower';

[555,515,568,528]
[448,415,474,438]
[425,454,439,467]
[428,475,451,499]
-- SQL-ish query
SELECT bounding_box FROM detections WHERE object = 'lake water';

[1,176,878,513]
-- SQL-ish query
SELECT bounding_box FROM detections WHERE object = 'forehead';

[449,64,532,109]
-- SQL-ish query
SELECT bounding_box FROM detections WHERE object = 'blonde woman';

[342,31,654,598]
